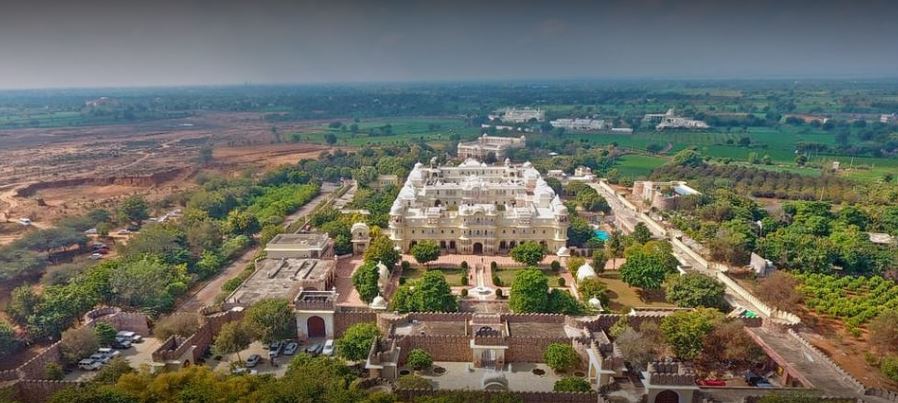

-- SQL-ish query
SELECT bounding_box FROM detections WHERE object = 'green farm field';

[291,116,481,146]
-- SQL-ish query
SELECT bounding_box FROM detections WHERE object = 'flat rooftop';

[266,233,330,249]
[229,258,334,305]
[393,320,468,336]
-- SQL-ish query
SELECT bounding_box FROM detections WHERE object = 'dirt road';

[176,244,259,313]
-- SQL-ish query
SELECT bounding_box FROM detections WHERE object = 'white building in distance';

[881,113,898,125]
[457,134,526,160]
[550,118,609,131]
[645,109,709,131]
[388,158,568,255]
[495,107,545,123]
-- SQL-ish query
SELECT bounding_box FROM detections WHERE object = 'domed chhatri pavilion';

[388,158,568,255]
[576,262,598,282]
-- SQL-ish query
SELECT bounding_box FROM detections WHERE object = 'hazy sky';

[2,0,897,89]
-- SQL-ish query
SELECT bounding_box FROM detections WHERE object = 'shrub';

[460,261,468,270]
[401,260,411,271]
[550,261,561,271]
[460,288,468,297]
[554,376,591,392]
[882,356,898,382]
[490,261,497,270]
[396,375,432,390]
[93,322,118,346]
[557,277,566,287]
[460,276,468,286]
[337,323,380,361]
[495,289,503,299]
[44,363,63,380]
[544,342,579,372]
[406,348,433,371]
[492,274,502,287]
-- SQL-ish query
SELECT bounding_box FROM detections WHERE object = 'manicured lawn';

[597,272,674,313]
[401,267,467,286]
[492,267,565,288]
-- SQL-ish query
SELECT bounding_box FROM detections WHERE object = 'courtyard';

[411,361,581,392]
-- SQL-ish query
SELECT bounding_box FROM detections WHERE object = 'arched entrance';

[439,241,447,249]
[473,242,483,254]
[449,241,456,250]
[499,241,507,250]
[307,316,326,338]
[655,390,679,403]
[434,199,442,207]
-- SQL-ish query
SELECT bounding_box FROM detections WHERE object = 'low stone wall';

[0,369,19,382]
[501,313,566,324]
[743,396,856,403]
[398,335,470,363]
[787,329,866,393]
[715,272,800,326]
[334,310,377,337]
[506,336,574,364]
[394,388,600,403]
[152,308,244,364]
[16,342,62,380]
[83,306,151,335]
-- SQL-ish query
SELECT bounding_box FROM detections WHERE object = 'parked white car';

[321,339,335,356]
[117,331,143,343]
[98,347,120,359]
[78,359,102,371]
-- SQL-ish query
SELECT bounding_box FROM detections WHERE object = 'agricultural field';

[612,154,668,179]
[290,117,481,146]
[797,273,898,329]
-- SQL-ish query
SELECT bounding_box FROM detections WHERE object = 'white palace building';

[388,158,568,255]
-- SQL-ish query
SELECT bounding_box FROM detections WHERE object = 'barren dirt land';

[0,112,333,233]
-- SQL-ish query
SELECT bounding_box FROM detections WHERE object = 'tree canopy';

[410,241,440,266]
[619,241,678,290]
[336,322,380,361]
[663,273,727,309]
[510,242,546,266]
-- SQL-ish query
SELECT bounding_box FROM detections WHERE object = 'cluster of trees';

[213,298,295,361]
[619,240,678,292]
[509,268,582,315]
[797,273,898,328]
[390,270,458,313]
[652,162,867,204]
[758,201,897,275]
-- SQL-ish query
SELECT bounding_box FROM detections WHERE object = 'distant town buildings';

[84,96,116,108]
[881,113,898,125]
[388,158,568,255]
[492,107,545,123]
[632,180,700,210]
[550,118,609,131]
[457,134,526,160]
[644,109,709,130]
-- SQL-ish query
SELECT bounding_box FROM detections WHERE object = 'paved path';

[176,184,343,312]
[748,327,889,402]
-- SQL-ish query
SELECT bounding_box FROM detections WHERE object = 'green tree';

[364,236,401,270]
[122,223,190,265]
[324,132,338,145]
[619,241,677,290]
[6,285,42,324]
[553,377,591,392]
[411,241,440,266]
[225,209,260,236]
[118,195,149,224]
[567,216,593,247]
[186,220,222,255]
[213,320,253,362]
[244,298,295,344]
[631,223,653,244]
[352,261,380,303]
[577,277,609,307]
[510,242,546,266]
[509,268,549,313]
[390,271,457,313]
[336,322,379,361]
[406,348,433,371]
[543,342,579,372]
[670,149,704,167]
[882,356,898,382]
[660,308,723,360]
[93,356,134,384]
[663,273,726,309]
[94,322,118,346]
[109,257,188,312]
[60,325,99,364]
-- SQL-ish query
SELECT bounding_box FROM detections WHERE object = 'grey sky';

[1,0,897,89]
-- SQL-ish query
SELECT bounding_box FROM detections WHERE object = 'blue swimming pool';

[594,230,609,241]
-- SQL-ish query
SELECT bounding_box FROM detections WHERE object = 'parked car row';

[304,339,334,357]
[268,340,304,359]
[78,348,122,371]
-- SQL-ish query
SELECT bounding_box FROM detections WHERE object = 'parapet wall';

[394,388,600,403]
[16,342,62,380]
[334,310,377,337]
[397,335,470,363]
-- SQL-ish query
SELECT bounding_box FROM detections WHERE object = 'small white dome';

[556,246,570,257]
[576,263,597,282]
[370,295,387,310]
[377,261,390,279]
[588,297,603,309]
[351,222,369,232]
